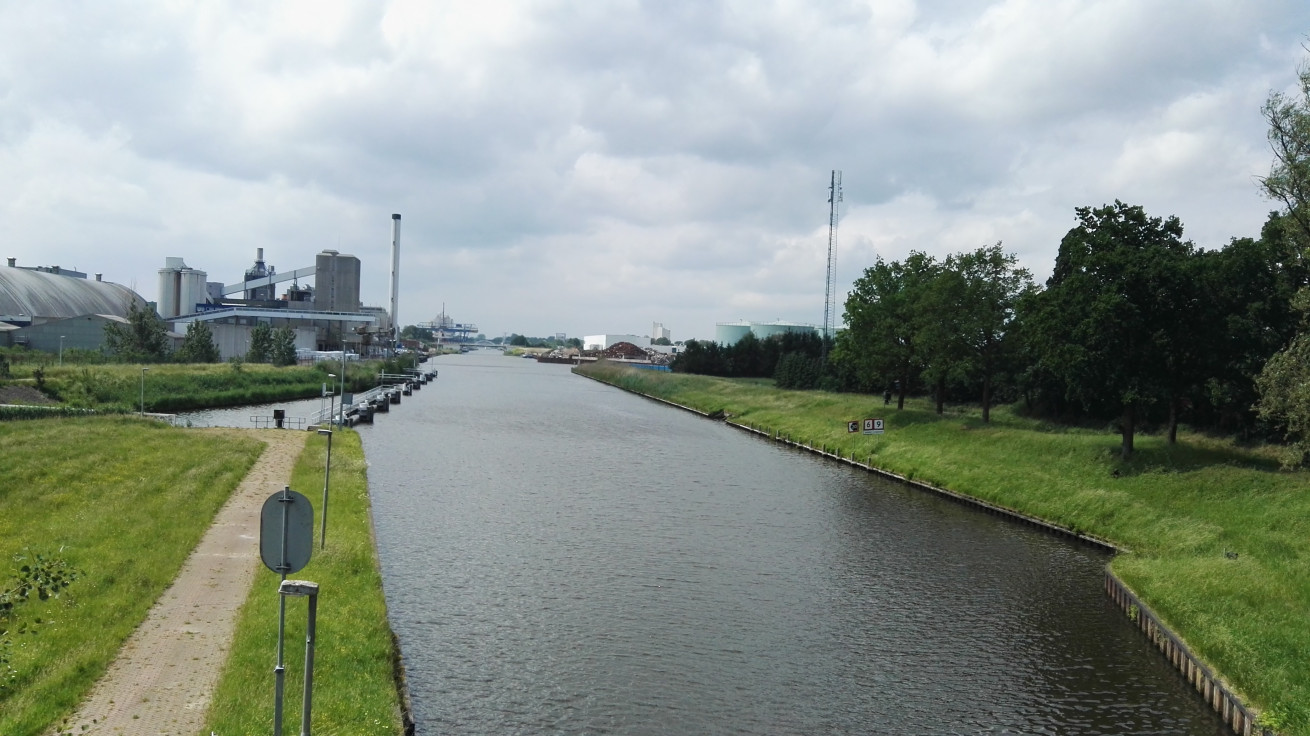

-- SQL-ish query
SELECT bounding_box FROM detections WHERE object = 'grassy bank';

[205,428,404,735]
[577,361,1310,733]
[0,418,263,736]
[1,359,414,414]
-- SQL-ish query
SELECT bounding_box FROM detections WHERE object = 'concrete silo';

[157,258,209,318]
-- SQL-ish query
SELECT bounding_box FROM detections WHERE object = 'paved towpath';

[51,429,307,736]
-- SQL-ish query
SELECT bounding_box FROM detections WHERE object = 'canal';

[343,352,1224,734]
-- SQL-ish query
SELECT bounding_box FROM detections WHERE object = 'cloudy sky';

[2,1,1308,341]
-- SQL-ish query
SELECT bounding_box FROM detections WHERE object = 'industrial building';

[160,248,383,361]
[2,214,405,361]
[714,320,821,345]
[0,258,153,352]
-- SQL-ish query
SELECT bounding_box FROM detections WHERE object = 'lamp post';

[317,428,333,549]
[139,366,149,415]
[326,373,336,427]
[59,335,65,366]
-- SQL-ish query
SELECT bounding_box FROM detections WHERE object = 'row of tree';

[673,331,829,387]
[828,207,1307,459]
[671,59,1310,463]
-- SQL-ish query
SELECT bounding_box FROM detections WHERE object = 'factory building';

[0,258,151,351]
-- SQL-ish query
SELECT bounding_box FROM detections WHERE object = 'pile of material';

[600,342,649,359]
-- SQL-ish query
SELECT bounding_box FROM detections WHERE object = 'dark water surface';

[354,353,1223,735]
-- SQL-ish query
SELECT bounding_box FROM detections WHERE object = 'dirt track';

[50,429,307,736]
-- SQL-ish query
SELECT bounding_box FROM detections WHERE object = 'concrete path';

[50,429,307,736]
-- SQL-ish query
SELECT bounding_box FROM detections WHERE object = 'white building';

[583,334,649,351]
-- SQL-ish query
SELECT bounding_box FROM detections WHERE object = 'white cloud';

[0,0,1307,339]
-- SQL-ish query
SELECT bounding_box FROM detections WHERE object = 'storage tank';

[714,321,752,345]
[752,321,818,341]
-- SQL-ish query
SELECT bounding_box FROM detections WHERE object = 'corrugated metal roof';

[0,268,147,321]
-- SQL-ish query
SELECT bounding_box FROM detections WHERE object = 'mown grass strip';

[205,428,404,735]
[0,417,263,736]
[577,361,1310,734]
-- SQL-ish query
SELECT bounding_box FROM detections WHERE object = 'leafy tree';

[838,252,940,409]
[174,320,221,363]
[1254,59,1310,461]
[1027,201,1196,460]
[247,323,273,363]
[774,352,822,389]
[916,258,969,414]
[952,245,1035,422]
[1256,290,1310,466]
[565,337,583,349]
[508,334,529,347]
[653,336,672,346]
[1260,59,1310,240]
[271,326,298,366]
[103,301,171,363]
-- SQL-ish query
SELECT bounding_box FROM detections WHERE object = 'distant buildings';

[2,242,397,360]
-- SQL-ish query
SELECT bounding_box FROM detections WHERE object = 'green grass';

[578,361,1310,734]
[0,417,263,736]
[3,360,403,414]
[205,429,404,736]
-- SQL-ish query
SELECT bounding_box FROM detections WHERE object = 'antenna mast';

[823,170,843,345]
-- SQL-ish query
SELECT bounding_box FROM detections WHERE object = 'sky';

[2,1,1309,342]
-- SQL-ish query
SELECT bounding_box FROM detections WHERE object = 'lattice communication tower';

[823,170,843,345]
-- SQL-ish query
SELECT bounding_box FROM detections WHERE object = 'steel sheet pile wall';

[1105,573,1269,736]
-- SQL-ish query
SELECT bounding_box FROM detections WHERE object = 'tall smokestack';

[389,214,401,346]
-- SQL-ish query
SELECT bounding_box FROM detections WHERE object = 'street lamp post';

[326,373,337,427]
[317,428,333,549]
[139,367,149,415]
[59,335,65,366]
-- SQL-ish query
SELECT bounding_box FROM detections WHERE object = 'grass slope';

[578,362,1310,734]
[0,417,263,736]
[205,428,404,735]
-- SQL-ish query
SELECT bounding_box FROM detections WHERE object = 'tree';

[271,326,297,366]
[653,336,672,346]
[174,320,220,363]
[1027,201,1196,460]
[247,323,273,363]
[103,301,171,363]
[837,252,940,409]
[952,245,1035,423]
[1256,290,1310,467]
[1254,58,1310,461]
[1260,59,1310,241]
[916,258,969,414]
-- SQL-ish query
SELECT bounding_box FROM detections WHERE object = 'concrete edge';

[573,368,1275,735]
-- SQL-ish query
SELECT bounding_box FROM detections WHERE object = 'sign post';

[260,487,313,736]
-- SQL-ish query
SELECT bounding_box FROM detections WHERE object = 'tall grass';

[0,417,263,736]
[577,361,1310,733]
[205,429,404,735]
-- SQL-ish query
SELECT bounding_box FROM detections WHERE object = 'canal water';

[351,353,1219,734]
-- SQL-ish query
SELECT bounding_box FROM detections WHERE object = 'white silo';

[157,258,209,318]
